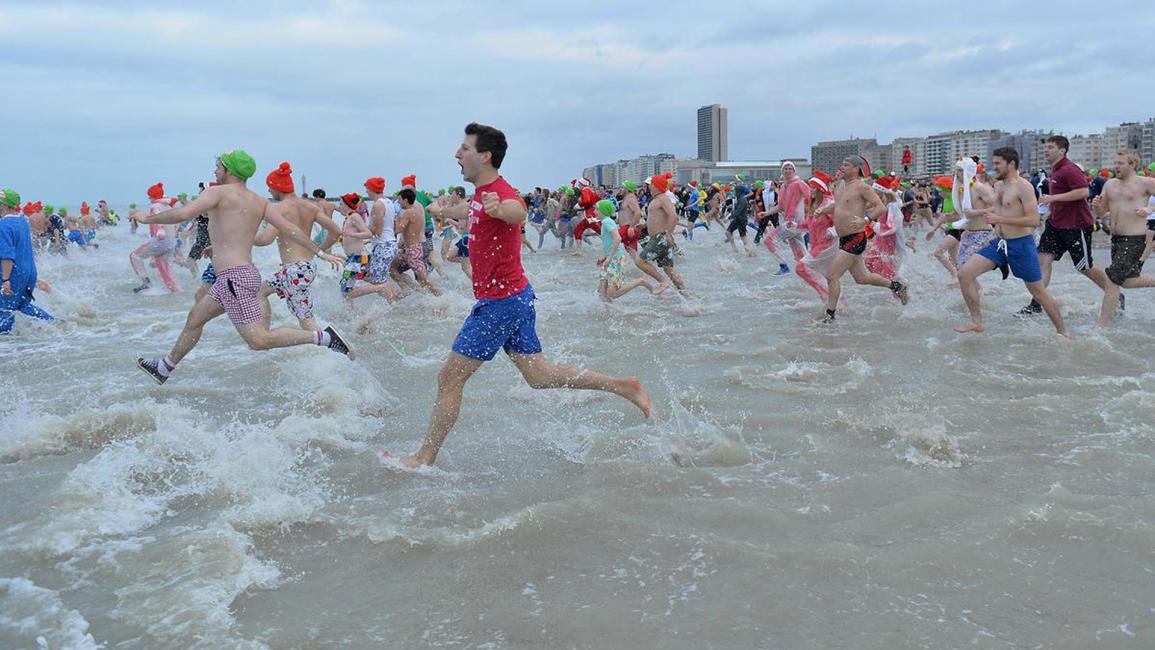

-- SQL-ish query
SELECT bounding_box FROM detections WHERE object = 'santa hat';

[364,177,385,194]
[147,182,165,200]
[872,175,900,194]
[341,193,362,210]
[574,176,592,189]
[401,174,416,188]
[266,162,295,193]
[808,169,833,197]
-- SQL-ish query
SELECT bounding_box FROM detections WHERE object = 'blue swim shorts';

[452,284,542,361]
[976,234,1042,283]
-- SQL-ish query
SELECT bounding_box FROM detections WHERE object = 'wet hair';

[453,186,466,199]
[398,188,417,204]
[312,189,327,199]
[1045,135,1070,153]
[993,146,1020,169]
[464,122,508,169]
[1117,149,1140,170]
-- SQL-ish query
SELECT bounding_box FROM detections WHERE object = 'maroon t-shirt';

[468,176,528,300]
[1047,156,1093,229]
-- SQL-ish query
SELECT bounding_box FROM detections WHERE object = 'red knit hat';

[365,177,385,194]
[651,173,672,193]
[81,201,91,215]
[22,201,37,216]
[401,174,416,188]
[266,162,295,194]
[341,193,362,210]
[148,182,165,200]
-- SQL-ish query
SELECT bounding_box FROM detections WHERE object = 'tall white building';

[1068,134,1103,170]
[697,104,728,162]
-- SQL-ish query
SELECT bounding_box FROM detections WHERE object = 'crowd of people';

[4,127,1155,464]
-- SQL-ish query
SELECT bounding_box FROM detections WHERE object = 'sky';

[2,0,1153,204]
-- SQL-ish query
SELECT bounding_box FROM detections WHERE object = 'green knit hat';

[218,149,257,180]
[0,189,19,209]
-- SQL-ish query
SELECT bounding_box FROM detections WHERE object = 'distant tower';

[697,104,729,162]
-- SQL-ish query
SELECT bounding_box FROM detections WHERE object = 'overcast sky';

[3,0,1152,204]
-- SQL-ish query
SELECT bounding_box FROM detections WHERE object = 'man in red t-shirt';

[1021,135,1113,315]
[384,123,651,468]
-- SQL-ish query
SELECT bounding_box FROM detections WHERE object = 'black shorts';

[946,229,963,241]
[839,232,868,256]
[1038,223,1093,270]
[727,217,748,238]
[1106,235,1146,286]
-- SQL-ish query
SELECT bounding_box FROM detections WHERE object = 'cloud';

[0,0,1151,204]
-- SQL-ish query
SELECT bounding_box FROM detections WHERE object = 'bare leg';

[824,250,858,314]
[632,253,668,288]
[509,352,650,416]
[607,277,655,300]
[234,320,318,351]
[933,237,959,280]
[397,351,485,466]
[414,270,443,296]
[847,257,895,289]
[165,295,226,365]
[954,256,995,333]
[1026,281,1071,338]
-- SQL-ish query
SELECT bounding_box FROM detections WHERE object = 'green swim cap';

[873,170,885,179]
[623,181,637,192]
[44,204,55,214]
[129,203,137,209]
[596,199,615,217]
[0,189,19,209]
[1089,168,1098,176]
[564,186,575,197]
[178,192,188,200]
[754,180,764,189]
[59,207,68,216]
[1148,163,1155,172]
[218,149,257,180]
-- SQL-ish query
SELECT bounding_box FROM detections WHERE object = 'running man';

[393,188,443,295]
[253,161,343,331]
[135,150,352,384]
[954,147,1070,337]
[820,155,909,323]
[129,183,182,293]
[638,172,684,293]
[345,177,403,301]
[383,123,650,468]
[1092,150,1155,326]
[1022,135,1113,315]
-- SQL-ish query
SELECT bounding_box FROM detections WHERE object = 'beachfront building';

[810,138,877,178]
[697,104,728,162]
[1068,134,1103,171]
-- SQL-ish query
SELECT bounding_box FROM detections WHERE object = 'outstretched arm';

[138,190,220,225]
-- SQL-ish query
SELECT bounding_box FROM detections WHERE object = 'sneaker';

[136,357,168,385]
[890,281,910,305]
[324,326,355,360]
[1016,300,1042,317]
[813,309,836,324]
[132,277,152,293]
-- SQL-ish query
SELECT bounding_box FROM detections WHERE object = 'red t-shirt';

[468,176,528,300]
[1047,156,1093,229]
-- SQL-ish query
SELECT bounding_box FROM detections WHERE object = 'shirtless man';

[335,193,375,297]
[955,163,997,270]
[954,147,1069,337]
[345,177,403,301]
[821,155,909,322]
[638,173,683,293]
[393,188,443,296]
[617,181,666,286]
[432,187,473,280]
[134,150,352,384]
[382,122,649,468]
[1092,150,1155,326]
[253,162,343,331]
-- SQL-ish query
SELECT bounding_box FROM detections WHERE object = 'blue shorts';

[452,284,542,361]
[200,263,217,285]
[976,235,1042,283]
[455,236,470,259]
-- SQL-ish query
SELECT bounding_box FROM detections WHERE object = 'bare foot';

[622,377,651,419]
[947,280,959,289]
[378,450,426,469]
[654,282,671,295]
[1058,331,1074,340]
[953,322,985,334]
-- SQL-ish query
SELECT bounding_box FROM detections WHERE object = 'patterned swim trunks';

[268,260,317,322]
[367,240,397,284]
[208,264,263,326]
[340,253,368,294]
[397,243,428,275]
